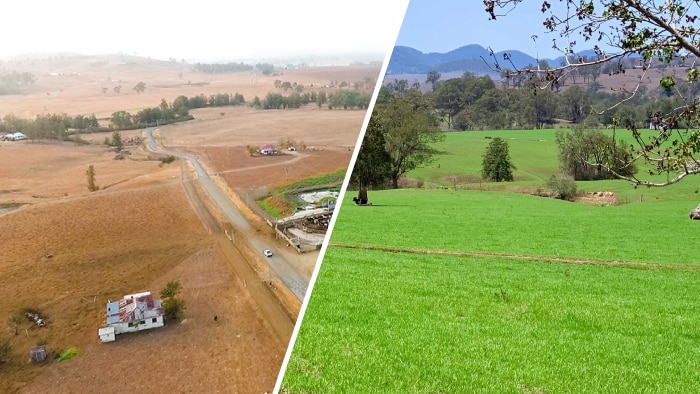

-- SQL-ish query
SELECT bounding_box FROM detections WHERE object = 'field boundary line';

[328,242,700,271]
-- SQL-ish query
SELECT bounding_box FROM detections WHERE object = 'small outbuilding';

[30,346,47,363]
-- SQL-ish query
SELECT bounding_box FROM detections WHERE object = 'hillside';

[386,45,543,76]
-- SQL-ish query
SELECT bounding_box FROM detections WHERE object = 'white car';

[263,249,273,257]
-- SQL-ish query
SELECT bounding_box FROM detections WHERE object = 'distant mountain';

[387,45,545,76]
[386,45,626,77]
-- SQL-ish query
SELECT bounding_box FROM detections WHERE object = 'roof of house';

[106,292,163,325]
[259,144,275,151]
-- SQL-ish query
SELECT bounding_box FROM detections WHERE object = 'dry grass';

[0,55,379,393]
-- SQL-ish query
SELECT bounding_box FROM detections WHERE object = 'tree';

[555,128,637,181]
[484,0,700,187]
[160,281,182,299]
[255,63,275,76]
[110,111,132,128]
[86,165,99,192]
[377,94,444,188]
[111,131,123,151]
[162,297,185,320]
[133,81,146,94]
[317,91,327,108]
[434,78,468,129]
[160,281,185,320]
[481,137,516,182]
[559,86,591,124]
[426,70,441,90]
[350,110,392,202]
[434,74,496,129]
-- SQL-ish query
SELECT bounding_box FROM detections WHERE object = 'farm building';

[98,291,165,343]
[30,345,47,363]
[1,132,27,141]
[259,144,277,155]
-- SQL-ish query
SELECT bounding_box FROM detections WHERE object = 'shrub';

[159,155,176,164]
[546,173,578,201]
[55,348,78,362]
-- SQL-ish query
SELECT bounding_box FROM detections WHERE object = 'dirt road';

[147,128,309,301]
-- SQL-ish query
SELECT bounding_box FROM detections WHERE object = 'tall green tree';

[377,94,444,188]
[111,131,123,150]
[350,110,392,202]
[434,78,468,130]
[481,137,516,182]
[110,111,133,128]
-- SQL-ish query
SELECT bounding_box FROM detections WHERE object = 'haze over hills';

[386,44,600,76]
[0,51,386,67]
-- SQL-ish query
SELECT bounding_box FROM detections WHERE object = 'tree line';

[386,68,697,132]
[250,90,372,110]
[0,113,100,140]
[0,71,35,95]
[1,87,369,142]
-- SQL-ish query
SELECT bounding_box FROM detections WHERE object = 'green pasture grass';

[278,169,346,193]
[408,128,700,199]
[333,189,699,266]
[410,129,561,187]
[282,247,700,393]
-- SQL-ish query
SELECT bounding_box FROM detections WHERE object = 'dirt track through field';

[329,242,700,271]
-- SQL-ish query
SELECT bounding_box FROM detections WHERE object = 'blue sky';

[395,0,600,59]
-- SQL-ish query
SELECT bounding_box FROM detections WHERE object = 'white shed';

[99,326,116,343]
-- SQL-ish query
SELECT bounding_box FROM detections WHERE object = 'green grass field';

[284,248,700,393]
[280,129,700,393]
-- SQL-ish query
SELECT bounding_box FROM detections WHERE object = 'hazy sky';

[396,0,609,59]
[0,0,409,62]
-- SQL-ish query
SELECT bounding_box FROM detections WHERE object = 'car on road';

[263,249,273,257]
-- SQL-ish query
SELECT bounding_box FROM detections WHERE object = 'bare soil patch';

[575,191,619,205]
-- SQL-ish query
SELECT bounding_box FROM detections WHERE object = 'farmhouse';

[98,291,165,343]
[259,144,277,155]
